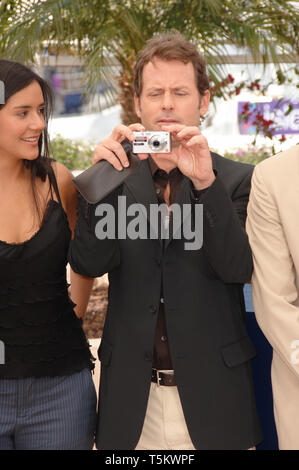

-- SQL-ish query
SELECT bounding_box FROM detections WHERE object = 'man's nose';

[161,91,174,110]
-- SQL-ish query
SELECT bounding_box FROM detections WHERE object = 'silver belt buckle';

[155,369,161,387]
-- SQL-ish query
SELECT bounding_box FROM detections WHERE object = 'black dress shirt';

[148,156,206,370]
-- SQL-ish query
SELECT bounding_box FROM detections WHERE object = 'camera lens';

[149,134,167,151]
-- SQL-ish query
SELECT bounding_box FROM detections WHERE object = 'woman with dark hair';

[0,59,97,450]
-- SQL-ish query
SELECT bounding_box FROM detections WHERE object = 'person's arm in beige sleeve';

[246,161,299,377]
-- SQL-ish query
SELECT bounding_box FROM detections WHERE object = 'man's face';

[134,58,210,133]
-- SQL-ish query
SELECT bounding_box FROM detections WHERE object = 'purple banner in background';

[238,100,299,135]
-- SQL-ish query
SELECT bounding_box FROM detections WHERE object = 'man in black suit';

[69,32,262,450]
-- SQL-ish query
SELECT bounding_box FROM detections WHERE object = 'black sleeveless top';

[0,167,94,378]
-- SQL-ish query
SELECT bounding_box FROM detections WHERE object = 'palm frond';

[1,0,298,118]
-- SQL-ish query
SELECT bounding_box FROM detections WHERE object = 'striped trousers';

[0,368,97,450]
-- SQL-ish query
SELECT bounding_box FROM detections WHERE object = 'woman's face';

[0,80,46,163]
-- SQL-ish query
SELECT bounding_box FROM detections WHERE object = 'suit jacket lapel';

[124,154,218,250]
[164,176,191,251]
[164,153,218,250]
[124,160,162,245]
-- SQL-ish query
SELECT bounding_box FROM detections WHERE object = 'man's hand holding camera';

[92,123,145,170]
[160,123,215,190]
[92,123,215,191]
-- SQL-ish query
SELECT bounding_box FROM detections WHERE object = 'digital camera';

[132,131,171,153]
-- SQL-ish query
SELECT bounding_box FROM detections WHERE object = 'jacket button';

[149,305,157,314]
[177,353,188,360]
[144,352,152,361]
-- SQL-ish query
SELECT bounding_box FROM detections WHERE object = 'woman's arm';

[54,161,95,319]
[69,269,94,319]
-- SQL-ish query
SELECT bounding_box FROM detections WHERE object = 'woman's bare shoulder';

[51,161,77,209]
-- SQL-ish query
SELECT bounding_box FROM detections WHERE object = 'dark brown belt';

[151,369,176,386]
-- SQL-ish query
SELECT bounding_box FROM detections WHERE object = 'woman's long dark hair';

[0,59,55,223]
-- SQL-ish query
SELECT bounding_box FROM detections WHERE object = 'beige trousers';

[135,380,256,450]
[135,381,196,450]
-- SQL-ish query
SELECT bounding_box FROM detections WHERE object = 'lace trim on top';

[0,198,55,247]
[0,167,94,378]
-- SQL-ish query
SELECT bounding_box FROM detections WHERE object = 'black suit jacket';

[69,152,263,450]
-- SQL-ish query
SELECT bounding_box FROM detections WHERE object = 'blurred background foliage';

[50,134,93,170]
[1,0,298,124]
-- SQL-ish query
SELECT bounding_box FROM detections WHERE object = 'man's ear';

[134,94,141,119]
[199,90,210,116]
